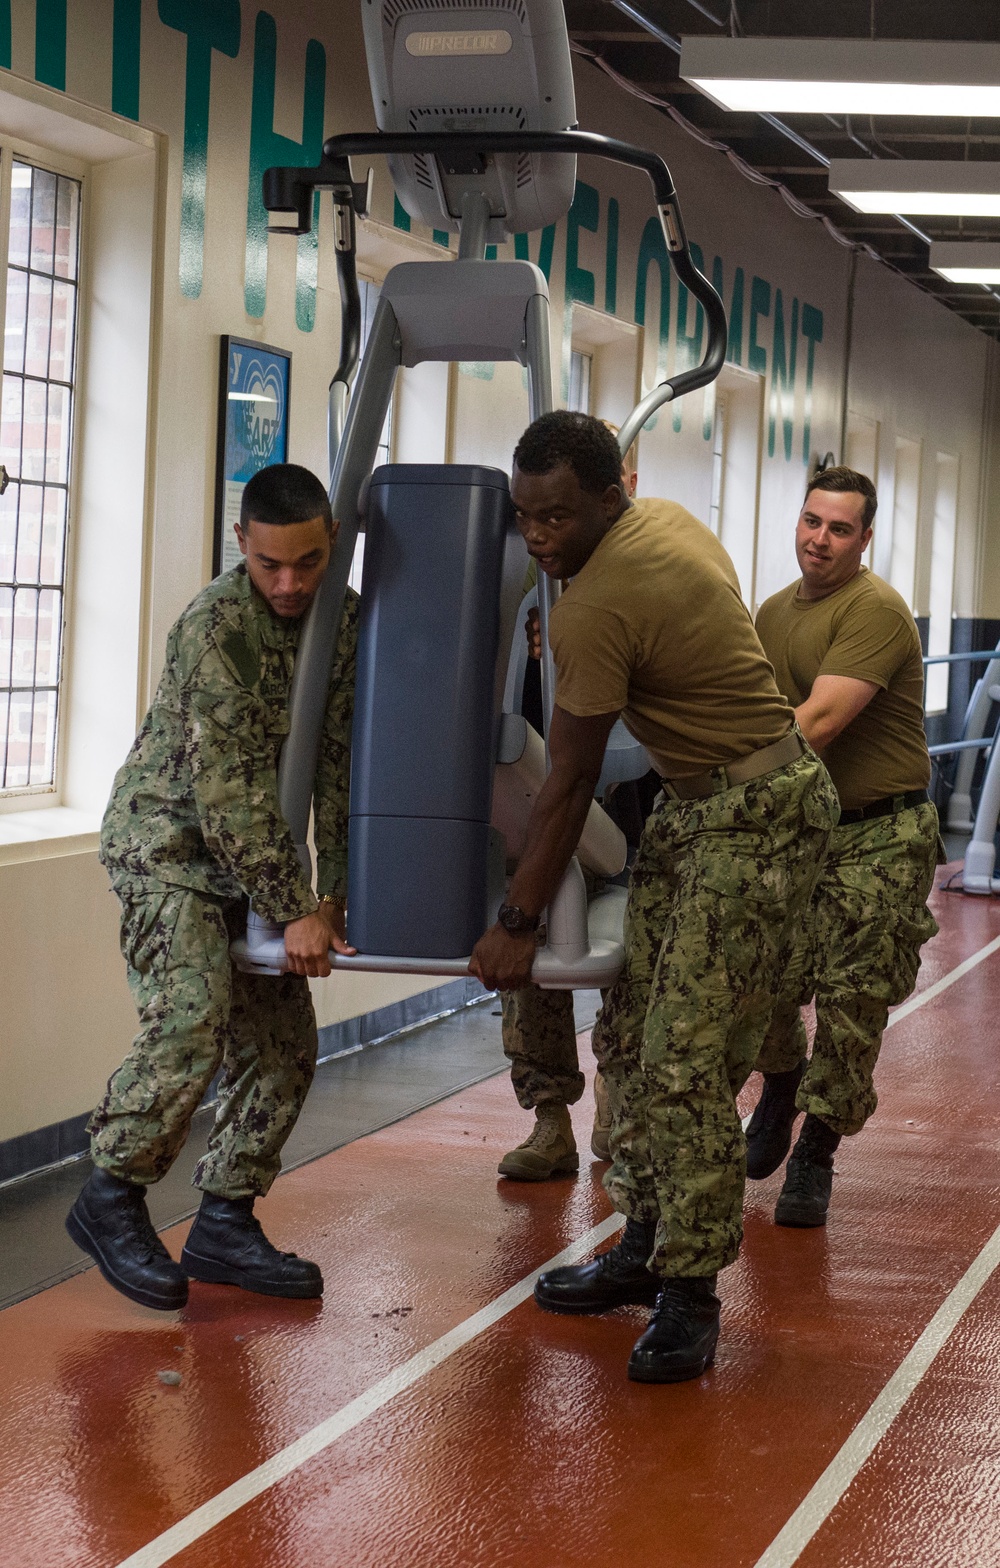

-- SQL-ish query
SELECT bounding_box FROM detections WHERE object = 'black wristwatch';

[497,903,541,936]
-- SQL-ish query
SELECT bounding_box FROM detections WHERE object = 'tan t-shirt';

[548,497,793,777]
[755,568,929,811]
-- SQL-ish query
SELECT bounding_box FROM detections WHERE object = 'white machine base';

[232,887,628,989]
[962,838,1000,895]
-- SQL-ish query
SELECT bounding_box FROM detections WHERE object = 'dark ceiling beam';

[782,130,1000,146]
[570,30,652,40]
[625,82,713,96]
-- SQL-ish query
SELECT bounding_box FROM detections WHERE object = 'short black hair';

[240,463,333,530]
[513,411,623,497]
[806,465,877,531]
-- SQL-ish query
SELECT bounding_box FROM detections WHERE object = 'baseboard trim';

[0,977,492,1189]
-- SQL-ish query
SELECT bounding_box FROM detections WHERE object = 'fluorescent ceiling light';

[680,37,1000,116]
[828,160,1000,215]
[930,242,1000,283]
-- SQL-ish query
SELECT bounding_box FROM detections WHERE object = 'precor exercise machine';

[232,0,726,986]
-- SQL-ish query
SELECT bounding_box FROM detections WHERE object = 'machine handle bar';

[263,128,727,412]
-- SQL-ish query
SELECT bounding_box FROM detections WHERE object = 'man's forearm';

[794,700,837,755]
[506,766,597,916]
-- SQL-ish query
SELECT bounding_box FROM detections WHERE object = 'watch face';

[499,904,536,935]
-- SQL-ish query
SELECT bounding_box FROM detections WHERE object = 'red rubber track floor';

[1,872,999,1568]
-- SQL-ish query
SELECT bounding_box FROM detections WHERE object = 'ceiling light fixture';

[828,160,1000,216]
[680,37,1000,117]
[929,242,1000,283]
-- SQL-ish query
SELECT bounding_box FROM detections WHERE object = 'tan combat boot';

[591,1072,612,1162]
[498,1105,579,1181]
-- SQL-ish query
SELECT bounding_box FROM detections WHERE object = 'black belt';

[838,789,929,826]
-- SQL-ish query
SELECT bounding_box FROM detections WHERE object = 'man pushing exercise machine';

[471,411,838,1384]
[67,465,356,1311]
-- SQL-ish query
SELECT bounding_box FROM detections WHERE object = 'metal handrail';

[928,737,996,757]
[923,651,1000,665]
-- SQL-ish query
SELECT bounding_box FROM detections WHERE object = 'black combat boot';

[774,1114,841,1228]
[66,1166,189,1311]
[745,1059,806,1179]
[181,1194,323,1299]
[627,1275,721,1384]
[534,1217,660,1313]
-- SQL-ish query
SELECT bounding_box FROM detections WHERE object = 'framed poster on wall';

[214,336,292,575]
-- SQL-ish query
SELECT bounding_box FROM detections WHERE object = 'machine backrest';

[348,464,513,957]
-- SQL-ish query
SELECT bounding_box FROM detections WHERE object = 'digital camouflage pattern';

[89,891,317,1196]
[100,564,357,922]
[94,564,356,1194]
[500,869,607,1107]
[593,751,838,1279]
[500,986,585,1108]
[754,801,941,1136]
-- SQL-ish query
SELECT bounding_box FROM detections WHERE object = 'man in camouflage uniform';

[471,413,837,1383]
[67,464,356,1312]
[498,440,640,1181]
[745,466,941,1226]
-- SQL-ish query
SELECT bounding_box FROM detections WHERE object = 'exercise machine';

[232,0,726,983]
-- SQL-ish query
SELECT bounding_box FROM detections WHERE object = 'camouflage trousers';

[500,987,585,1108]
[500,870,606,1108]
[754,802,941,1137]
[593,751,838,1279]
[89,887,318,1198]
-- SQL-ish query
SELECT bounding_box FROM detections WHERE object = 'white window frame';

[0,136,86,806]
[0,75,162,858]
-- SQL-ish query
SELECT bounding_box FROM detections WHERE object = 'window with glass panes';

[0,158,81,793]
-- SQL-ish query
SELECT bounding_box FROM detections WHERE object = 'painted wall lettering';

[245,10,326,331]
[158,0,241,301]
[748,275,770,377]
[514,226,555,281]
[35,0,65,89]
[800,302,824,463]
[604,196,618,316]
[768,288,798,460]
[112,0,142,121]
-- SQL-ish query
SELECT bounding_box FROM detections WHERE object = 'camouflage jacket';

[100,564,357,924]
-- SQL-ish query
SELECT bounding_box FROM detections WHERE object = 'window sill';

[0,806,102,866]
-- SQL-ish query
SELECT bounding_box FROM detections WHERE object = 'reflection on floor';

[0,988,601,1311]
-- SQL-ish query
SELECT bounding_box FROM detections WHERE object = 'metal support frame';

[235,127,727,980]
[939,645,1000,833]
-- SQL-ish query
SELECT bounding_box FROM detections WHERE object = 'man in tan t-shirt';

[470,412,838,1385]
[746,465,941,1227]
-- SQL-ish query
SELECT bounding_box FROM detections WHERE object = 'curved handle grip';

[617,205,727,457]
[263,129,728,450]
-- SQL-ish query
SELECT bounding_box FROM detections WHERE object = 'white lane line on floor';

[739,931,1000,1132]
[115,1212,625,1568]
[882,931,1000,1031]
[751,1219,1000,1568]
[750,928,1000,1568]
